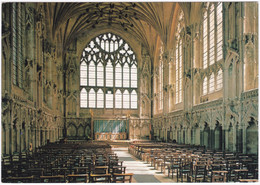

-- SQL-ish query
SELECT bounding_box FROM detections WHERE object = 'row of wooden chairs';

[129,141,258,183]
[2,141,133,183]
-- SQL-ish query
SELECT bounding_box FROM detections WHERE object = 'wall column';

[233,125,237,153]
[242,125,247,154]
[6,125,11,155]
[224,128,229,151]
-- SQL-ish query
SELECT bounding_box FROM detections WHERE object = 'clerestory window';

[202,3,223,95]
[175,10,184,104]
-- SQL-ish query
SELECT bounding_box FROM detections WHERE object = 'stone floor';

[112,147,177,183]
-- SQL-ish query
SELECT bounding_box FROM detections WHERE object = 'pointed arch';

[131,90,137,109]
[97,89,104,108]
[89,88,96,108]
[115,89,122,109]
[209,73,215,92]
[80,88,88,108]
[123,90,130,109]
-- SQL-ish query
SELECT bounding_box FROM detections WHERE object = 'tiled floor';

[113,148,177,183]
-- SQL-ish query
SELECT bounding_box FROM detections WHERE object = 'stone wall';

[152,2,258,154]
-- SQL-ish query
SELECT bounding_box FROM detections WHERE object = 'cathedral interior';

[1,2,259,183]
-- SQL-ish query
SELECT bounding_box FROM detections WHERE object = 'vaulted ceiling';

[40,2,202,59]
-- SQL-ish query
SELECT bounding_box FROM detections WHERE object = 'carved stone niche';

[26,7,34,29]
[228,38,238,51]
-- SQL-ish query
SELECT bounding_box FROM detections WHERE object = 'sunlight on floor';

[112,147,177,183]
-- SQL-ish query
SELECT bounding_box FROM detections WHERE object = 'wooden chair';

[67,174,88,183]
[189,164,207,182]
[72,166,91,175]
[234,169,249,182]
[111,166,126,174]
[154,154,165,171]
[27,168,44,182]
[167,157,182,181]
[89,174,111,183]
[40,175,65,183]
[211,170,228,182]
[111,173,134,183]
[227,162,241,181]
[179,157,193,182]
[5,176,34,183]
[239,179,258,183]
[160,155,172,174]
[91,165,109,174]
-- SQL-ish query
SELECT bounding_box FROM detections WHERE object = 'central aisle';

[112,148,176,183]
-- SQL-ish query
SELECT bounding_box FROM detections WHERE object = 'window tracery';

[202,3,223,95]
[80,33,138,109]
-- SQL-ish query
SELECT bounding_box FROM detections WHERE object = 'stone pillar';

[28,126,31,150]
[53,129,56,142]
[37,128,41,148]
[6,125,11,155]
[2,125,6,155]
[224,128,229,151]
[25,126,29,151]
[200,129,204,146]
[242,125,247,154]
[47,129,50,142]
[233,124,237,153]
[35,128,38,148]
[11,125,16,154]
[43,129,46,145]
[187,128,191,144]
[31,128,34,150]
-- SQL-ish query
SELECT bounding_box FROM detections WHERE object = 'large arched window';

[175,10,184,104]
[202,2,223,95]
[80,33,138,109]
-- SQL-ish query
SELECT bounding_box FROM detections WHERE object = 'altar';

[94,120,128,140]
